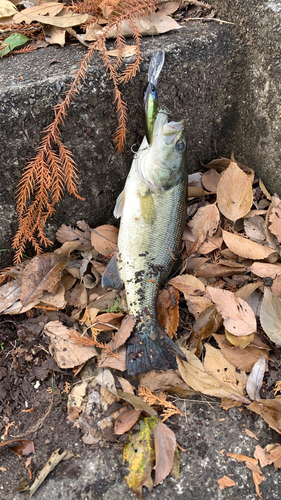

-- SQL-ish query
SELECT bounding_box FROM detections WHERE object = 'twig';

[184,17,235,25]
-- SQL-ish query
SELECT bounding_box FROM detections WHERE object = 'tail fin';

[126,323,185,376]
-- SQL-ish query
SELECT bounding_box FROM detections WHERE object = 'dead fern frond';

[13,44,37,55]
[138,386,184,422]
[13,0,157,263]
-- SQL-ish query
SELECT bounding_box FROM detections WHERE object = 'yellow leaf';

[123,417,158,497]
[222,230,275,260]
[225,330,255,348]
[217,161,253,221]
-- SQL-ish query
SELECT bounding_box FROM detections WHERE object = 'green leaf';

[0,33,30,57]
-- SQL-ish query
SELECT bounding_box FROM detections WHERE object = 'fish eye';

[150,83,156,92]
[176,140,185,152]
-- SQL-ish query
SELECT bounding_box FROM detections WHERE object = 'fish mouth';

[162,119,185,145]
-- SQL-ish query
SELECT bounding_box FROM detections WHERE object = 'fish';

[102,111,187,376]
[142,50,165,144]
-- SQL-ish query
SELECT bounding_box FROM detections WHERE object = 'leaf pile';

[1,157,281,497]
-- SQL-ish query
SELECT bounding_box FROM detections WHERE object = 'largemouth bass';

[102,111,187,376]
[142,50,165,144]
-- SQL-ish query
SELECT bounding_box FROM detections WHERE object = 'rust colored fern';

[12,0,156,263]
[139,386,184,422]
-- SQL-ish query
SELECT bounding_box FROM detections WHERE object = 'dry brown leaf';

[108,45,137,57]
[20,253,68,307]
[213,333,269,373]
[217,162,253,222]
[184,295,212,318]
[206,286,257,336]
[44,25,66,45]
[93,312,124,331]
[222,230,275,260]
[169,274,205,296]
[260,288,281,345]
[38,283,67,309]
[157,286,179,339]
[0,279,21,313]
[195,260,246,278]
[254,443,281,468]
[234,282,262,301]
[244,215,267,244]
[202,169,220,192]
[0,0,18,18]
[117,391,157,416]
[197,235,223,254]
[154,421,176,486]
[44,321,97,368]
[112,315,135,350]
[14,8,88,27]
[114,409,141,435]
[248,399,281,434]
[139,370,196,398]
[99,345,126,371]
[189,203,220,244]
[13,1,64,22]
[217,476,236,490]
[177,347,250,404]
[250,262,281,279]
[268,195,281,243]
[227,452,258,464]
[65,282,88,308]
[250,468,264,498]
[245,429,259,441]
[56,221,92,251]
[117,377,135,395]
[220,398,242,410]
[91,225,118,256]
[246,356,266,401]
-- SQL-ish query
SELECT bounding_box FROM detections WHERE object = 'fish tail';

[126,324,185,376]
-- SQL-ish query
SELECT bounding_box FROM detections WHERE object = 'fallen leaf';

[91,225,118,256]
[184,295,212,318]
[201,169,220,192]
[250,262,281,279]
[44,25,66,46]
[20,253,68,307]
[0,0,17,18]
[56,221,92,251]
[44,321,97,368]
[168,274,205,296]
[108,44,137,57]
[245,429,259,440]
[154,421,176,486]
[195,260,246,278]
[0,279,21,313]
[254,443,281,468]
[96,367,118,396]
[248,399,281,434]
[112,315,135,350]
[157,286,179,339]
[246,356,266,401]
[207,286,257,336]
[222,230,275,260]
[267,195,281,243]
[65,282,88,308]
[14,8,88,27]
[189,203,220,243]
[225,330,255,348]
[139,370,196,398]
[217,475,236,490]
[217,162,253,222]
[213,333,269,372]
[67,380,88,420]
[93,312,124,330]
[123,416,158,498]
[244,215,267,244]
[227,452,258,464]
[38,283,66,309]
[260,287,281,345]
[0,439,35,458]
[197,235,223,254]
[99,345,126,371]
[118,391,157,416]
[220,399,242,410]
[114,410,141,435]
[177,347,250,404]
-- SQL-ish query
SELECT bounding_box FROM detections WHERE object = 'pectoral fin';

[140,192,156,225]
[101,252,123,290]
[113,189,125,219]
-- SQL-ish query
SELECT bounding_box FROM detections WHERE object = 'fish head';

[146,111,187,191]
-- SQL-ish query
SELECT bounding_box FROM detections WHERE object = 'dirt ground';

[1,315,281,500]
